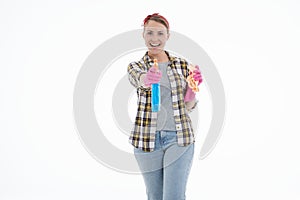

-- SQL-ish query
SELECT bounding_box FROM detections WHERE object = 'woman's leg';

[134,132,164,200]
[163,143,195,200]
[134,131,195,200]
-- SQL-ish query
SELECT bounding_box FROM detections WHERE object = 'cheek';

[159,36,168,43]
[143,34,152,43]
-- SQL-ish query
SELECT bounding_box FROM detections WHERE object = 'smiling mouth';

[150,43,160,47]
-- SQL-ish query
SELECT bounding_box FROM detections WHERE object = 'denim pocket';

[163,131,177,146]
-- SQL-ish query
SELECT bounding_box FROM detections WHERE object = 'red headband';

[143,13,169,29]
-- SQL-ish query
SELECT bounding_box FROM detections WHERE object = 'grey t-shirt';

[156,62,176,131]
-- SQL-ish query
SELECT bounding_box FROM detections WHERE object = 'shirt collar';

[142,51,176,68]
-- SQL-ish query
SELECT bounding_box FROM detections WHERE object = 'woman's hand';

[143,66,162,87]
[184,65,203,102]
[191,65,203,85]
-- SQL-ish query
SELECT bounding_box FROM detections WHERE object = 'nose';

[150,33,160,42]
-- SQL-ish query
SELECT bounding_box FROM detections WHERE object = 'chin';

[148,48,164,55]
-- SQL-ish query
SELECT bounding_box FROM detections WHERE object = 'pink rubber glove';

[144,66,162,87]
[184,65,203,102]
[192,65,203,84]
[184,87,196,102]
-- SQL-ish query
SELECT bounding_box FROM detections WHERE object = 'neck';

[148,51,169,63]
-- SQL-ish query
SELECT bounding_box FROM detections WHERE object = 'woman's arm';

[127,62,147,89]
[184,61,202,112]
[185,98,198,112]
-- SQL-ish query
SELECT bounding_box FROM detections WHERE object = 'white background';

[1,0,300,199]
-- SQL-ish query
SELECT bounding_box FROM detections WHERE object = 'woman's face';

[143,20,169,56]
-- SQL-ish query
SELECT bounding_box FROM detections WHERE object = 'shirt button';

[176,125,180,130]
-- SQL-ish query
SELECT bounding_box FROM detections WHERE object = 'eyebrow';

[145,29,167,32]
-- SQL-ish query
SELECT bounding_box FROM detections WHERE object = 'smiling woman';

[127,13,203,200]
[142,14,170,61]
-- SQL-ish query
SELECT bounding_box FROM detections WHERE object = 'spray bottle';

[151,58,160,112]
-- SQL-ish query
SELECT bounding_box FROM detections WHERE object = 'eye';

[158,32,164,36]
[146,31,153,35]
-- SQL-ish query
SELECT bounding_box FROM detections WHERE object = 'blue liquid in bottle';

[151,83,160,112]
[151,58,160,112]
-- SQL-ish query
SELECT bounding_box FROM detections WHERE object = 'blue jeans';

[134,131,194,200]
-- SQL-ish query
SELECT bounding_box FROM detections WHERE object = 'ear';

[167,32,170,40]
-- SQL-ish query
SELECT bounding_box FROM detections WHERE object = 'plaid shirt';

[127,51,196,152]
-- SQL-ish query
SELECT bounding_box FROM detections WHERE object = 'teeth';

[150,43,160,47]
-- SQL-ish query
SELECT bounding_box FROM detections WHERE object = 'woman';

[127,13,202,200]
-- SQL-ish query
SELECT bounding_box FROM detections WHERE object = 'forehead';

[144,20,168,30]
[144,26,168,32]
